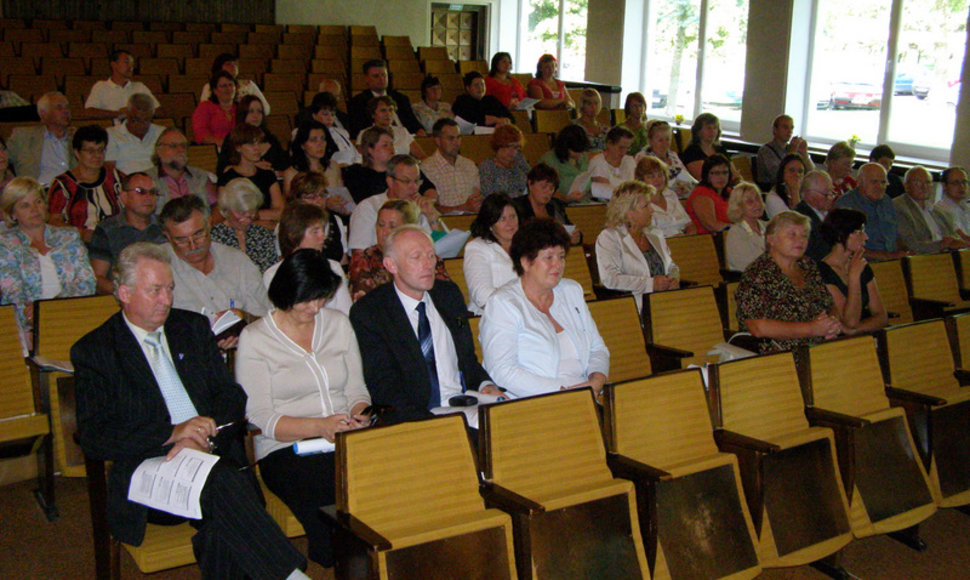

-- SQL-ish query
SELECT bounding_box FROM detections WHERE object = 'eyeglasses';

[129,187,158,197]
[391,176,424,187]
[170,228,209,247]
[805,188,838,199]
[80,146,106,154]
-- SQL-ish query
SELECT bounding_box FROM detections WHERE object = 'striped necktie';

[416,302,441,408]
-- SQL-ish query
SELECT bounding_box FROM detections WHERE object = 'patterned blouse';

[348,245,450,302]
[480,153,531,197]
[735,253,834,354]
[209,223,280,273]
[48,167,124,232]
[0,225,96,339]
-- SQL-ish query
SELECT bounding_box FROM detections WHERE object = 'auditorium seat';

[586,296,652,382]
[642,285,726,370]
[903,252,970,319]
[868,258,913,323]
[665,233,723,287]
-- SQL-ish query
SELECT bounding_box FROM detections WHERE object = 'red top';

[485,75,527,108]
[527,77,567,100]
[686,185,731,234]
[191,100,236,145]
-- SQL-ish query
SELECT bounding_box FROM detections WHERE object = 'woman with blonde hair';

[573,89,609,152]
[724,182,768,272]
[595,181,679,311]
[634,156,694,237]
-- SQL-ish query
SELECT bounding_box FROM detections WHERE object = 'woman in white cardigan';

[480,218,609,398]
[724,182,769,272]
[463,193,519,314]
[594,181,680,311]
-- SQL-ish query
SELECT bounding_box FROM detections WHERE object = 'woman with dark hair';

[264,202,352,314]
[289,172,347,263]
[217,124,284,224]
[452,71,513,128]
[539,125,590,202]
[480,124,531,197]
[588,126,636,198]
[765,153,807,218]
[191,70,237,147]
[282,121,344,201]
[681,112,728,181]
[215,95,288,174]
[819,208,888,334]
[485,52,527,109]
[464,193,519,314]
[305,92,359,166]
[48,124,123,242]
[686,153,734,234]
[511,163,581,245]
[342,126,437,203]
[527,54,574,110]
[480,218,609,398]
[413,75,454,134]
[355,95,426,159]
[642,119,695,198]
[618,92,648,155]
[237,248,371,569]
[199,53,270,114]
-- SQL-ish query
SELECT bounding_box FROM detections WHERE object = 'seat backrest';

[722,281,740,332]
[439,213,477,232]
[443,258,469,304]
[565,206,608,249]
[644,285,723,362]
[522,132,550,166]
[731,155,755,183]
[883,319,960,401]
[337,414,485,529]
[564,248,595,299]
[459,134,493,165]
[906,253,962,304]
[535,109,572,134]
[0,305,38,422]
[187,144,218,173]
[469,315,483,361]
[808,336,890,417]
[605,369,718,469]
[665,233,722,286]
[948,312,970,368]
[34,295,119,362]
[481,389,613,498]
[715,351,810,441]
[586,296,651,382]
[868,258,913,324]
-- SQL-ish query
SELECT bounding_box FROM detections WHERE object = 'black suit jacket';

[71,309,247,546]
[794,200,830,261]
[348,88,423,138]
[349,280,491,424]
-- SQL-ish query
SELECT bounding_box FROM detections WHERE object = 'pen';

[229,299,235,310]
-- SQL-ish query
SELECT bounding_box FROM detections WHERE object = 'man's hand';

[461,193,484,213]
[165,416,217,459]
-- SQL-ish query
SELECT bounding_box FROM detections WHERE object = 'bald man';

[835,163,911,260]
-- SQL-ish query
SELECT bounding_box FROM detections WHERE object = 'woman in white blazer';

[463,194,519,315]
[480,218,609,398]
[724,182,769,272]
[594,181,680,311]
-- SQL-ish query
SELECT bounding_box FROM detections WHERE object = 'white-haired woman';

[210,178,279,273]
[724,182,769,272]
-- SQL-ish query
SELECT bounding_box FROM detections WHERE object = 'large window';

[519,0,588,81]
[645,0,748,125]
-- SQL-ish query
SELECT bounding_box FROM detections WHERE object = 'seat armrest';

[592,284,632,301]
[714,429,780,454]
[606,453,671,482]
[679,279,698,288]
[953,368,970,386]
[646,343,694,373]
[910,297,954,308]
[320,505,392,551]
[719,269,742,283]
[480,481,544,515]
[885,386,946,407]
[805,406,869,430]
[886,311,900,319]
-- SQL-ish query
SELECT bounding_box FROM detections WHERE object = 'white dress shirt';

[394,284,464,402]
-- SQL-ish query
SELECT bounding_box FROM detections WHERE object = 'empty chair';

[665,233,723,286]
[564,246,595,300]
[326,414,516,579]
[138,57,180,77]
[603,369,761,580]
[868,258,913,323]
[534,109,572,134]
[586,296,652,383]
[903,252,970,319]
[803,336,936,542]
[712,352,854,568]
[479,389,650,579]
[880,319,970,508]
[642,285,726,370]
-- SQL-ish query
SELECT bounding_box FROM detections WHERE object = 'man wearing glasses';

[148,127,218,212]
[795,169,838,260]
[90,172,166,294]
[933,167,970,240]
[159,196,270,349]
[347,154,444,254]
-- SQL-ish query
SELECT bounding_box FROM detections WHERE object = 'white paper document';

[434,229,472,258]
[326,186,357,213]
[293,437,336,456]
[211,309,243,336]
[128,448,219,520]
[515,98,540,111]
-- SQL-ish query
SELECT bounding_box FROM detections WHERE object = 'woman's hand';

[847,250,867,281]
[810,312,843,339]
[653,275,677,291]
[318,414,362,442]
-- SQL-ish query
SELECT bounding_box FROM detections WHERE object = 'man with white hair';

[893,166,967,253]
[106,93,165,174]
[795,169,837,260]
[6,91,75,186]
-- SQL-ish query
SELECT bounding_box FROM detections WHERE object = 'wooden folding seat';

[248,32,280,46]
[31,295,121,478]
[252,23,282,35]
[522,132,550,166]
[134,75,164,97]
[149,22,183,32]
[156,43,194,60]
[184,57,211,77]
[6,28,45,45]
[187,143,218,174]
[237,58,268,77]
[587,296,652,382]
[198,43,236,59]
[64,75,99,102]
[564,246,596,300]
[167,74,206,95]
[642,285,726,370]
[423,59,457,74]
[350,34,379,47]
[33,18,66,30]
[68,42,108,60]
[311,58,346,76]
[459,60,489,76]
[674,128,692,154]
[171,31,208,45]
[326,414,516,579]
[711,352,854,569]
[220,23,251,33]
[3,57,37,76]
[211,31,247,45]
[384,45,416,62]
[0,305,58,521]
[319,24,347,36]
[868,258,913,323]
[98,29,130,47]
[0,17,26,29]
[49,29,91,44]
[732,155,755,183]
[6,75,57,103]
[277,44,313,61]
[21,41,63,60]
[802,336,937,541]
[271,59,307,74]
[512,73,533,88]
[564,204,607,247]
[263,114,293,149]
[388,59,421,74]
[316,42,348,61]
[439,213,477,233]
[239,43,275,61]
[880,319,970,507]
[418,46,449,61]
[263,73,305,96]
[512,110,533,135]
[184,22,216,33]
[156,93,197,124]
[479,389,650,579]
[111,21,144,33]
[0,41,15,57]
[947,311,970,369]
[113,42,152,60]
[137,56,179,77]
[665,233,723,286]
[903,252,970,319]
[534,109,572,135]
[382,35,412,47]
[72,20,107,32]
[391,72,424,90]
[453,133,490,165]
[603,369,761,580]
[443,258,470,303]
[951,249,970,298]
[716,280,741,334]
[131,30,168,45]
[287,24,317,35]
[41,57,86,82]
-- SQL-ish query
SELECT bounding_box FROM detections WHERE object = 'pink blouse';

[191,100,236,145]
[527,77,567,100]
[485,76,527,108]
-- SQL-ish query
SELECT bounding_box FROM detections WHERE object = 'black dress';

[817,260,875,318]
[217,167,279,209]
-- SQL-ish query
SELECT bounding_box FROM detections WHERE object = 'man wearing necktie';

[350,225,500,424]
[71,242,309,580]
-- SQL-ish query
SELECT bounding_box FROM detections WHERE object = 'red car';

[828,81,882,110]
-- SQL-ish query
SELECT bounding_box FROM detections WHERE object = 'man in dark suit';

[71,242,308,580]
[795,169,836,261]
[350,226,498,424]
[347,58,424,138]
